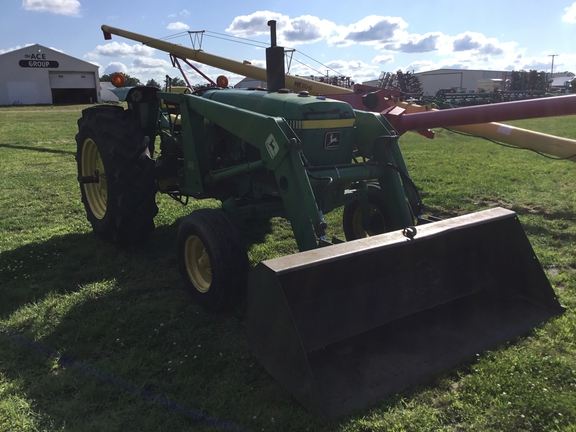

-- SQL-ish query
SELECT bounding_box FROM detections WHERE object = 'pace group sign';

[19,52,59,68]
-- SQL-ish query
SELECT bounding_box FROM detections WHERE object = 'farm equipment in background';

[376,70,424,101]
[423,70,552,108]
[75,22,571,419]
[100,24,576,162]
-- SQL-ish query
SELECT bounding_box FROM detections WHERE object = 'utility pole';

[549,54,558,77]
[548,54,558,91]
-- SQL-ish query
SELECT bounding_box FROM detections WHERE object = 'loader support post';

[274,144,323,251]
[177,96,207,195]
[374,138,415,230]
[353,110,414,230]
[387,139,422,218]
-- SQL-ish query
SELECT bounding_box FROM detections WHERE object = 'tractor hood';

[202,89,356,123]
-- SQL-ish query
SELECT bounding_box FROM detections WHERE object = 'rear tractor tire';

[177,209,249,312]
[342,183,393,241]
[75,106,158,245]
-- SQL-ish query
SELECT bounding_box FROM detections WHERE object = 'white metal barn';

[414,69,507,95]
[0,44,100,105]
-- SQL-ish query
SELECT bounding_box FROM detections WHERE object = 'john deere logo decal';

[265,134,279,159]
[324,132,340,150]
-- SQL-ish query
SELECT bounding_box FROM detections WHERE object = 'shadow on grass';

[0,217,333,431]
[510,202,576,222]
[3,209,567,430]
[0,142,76,156]
[0,215,275,319]
[511,205,576,245]
[0,222,178,319]
[0,291,257,431]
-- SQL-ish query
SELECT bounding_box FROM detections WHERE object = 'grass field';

[0,103,575,431]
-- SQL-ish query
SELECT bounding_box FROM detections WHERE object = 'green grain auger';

[75,22,565,419]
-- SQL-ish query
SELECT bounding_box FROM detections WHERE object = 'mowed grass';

[1,104,575,432]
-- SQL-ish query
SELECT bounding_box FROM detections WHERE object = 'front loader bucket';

[247,207,564,419]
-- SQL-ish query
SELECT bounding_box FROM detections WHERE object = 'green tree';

[171,76,187,87]
[99,72,141,87]
[123,74,141,86]
[164,75,187,89]
[145,79,161,89]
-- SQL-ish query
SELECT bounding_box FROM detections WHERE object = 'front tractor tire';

[177,209,249,312]
[342,183,393,241]
[75,106,158,245]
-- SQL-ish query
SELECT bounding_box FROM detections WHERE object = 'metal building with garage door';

[0,44,100,105]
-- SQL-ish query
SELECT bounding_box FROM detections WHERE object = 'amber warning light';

[216,75,228,88]
[111,72,126,88]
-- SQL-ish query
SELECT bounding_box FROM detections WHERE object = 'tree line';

[100,73,187,89]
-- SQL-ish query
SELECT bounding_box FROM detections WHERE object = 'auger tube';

[101,24,576,161]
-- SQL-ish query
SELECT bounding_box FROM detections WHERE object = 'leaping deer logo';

[324,131,340,150]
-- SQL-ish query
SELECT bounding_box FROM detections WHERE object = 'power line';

[157,29,347,79]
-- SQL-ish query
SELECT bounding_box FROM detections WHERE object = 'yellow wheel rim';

[184,235,212,293]
[81,138,107,220]
[351,204,386,237]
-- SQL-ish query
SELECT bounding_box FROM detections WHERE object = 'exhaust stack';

[266,20,285,93]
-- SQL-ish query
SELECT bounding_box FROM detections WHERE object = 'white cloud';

[22,0,81,16]
[0,44,65,56]
[383,32,442,53]
[282,15,336,44]
[403,60,436,73]
[168,9,190,18]
[447,32,516,57]
[104,62,128,75]
[562,2,576,23]
[518,59,553,70]
[325,59,371,72]
[331,15,408,46]
[399,47,561,74]
[0,44,34,54]
[225,11,517,69]
[284,57,378,84]
[87,60,101,71]
[133,57,171,69]
[372,55,394,65]
[225,11,520,70]
[326,59,378,83]
[84,42,156,61]
[221,11,573,79]
[226,11,335,46]
[226,11,286,38]
[167,22,189,31]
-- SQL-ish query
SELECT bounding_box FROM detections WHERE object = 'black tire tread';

[75,106,158,244]
[177,209,249,312]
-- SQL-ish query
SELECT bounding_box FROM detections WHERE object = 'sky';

[1,0,576,87]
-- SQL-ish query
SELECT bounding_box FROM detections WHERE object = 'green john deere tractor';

[75,22,564,419]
